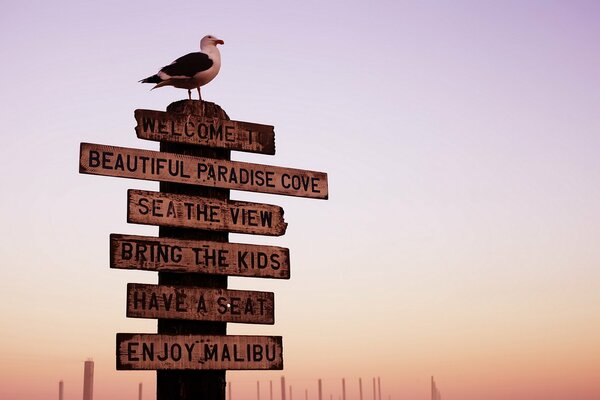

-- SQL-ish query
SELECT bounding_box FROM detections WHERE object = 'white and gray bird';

[140,35,224,100]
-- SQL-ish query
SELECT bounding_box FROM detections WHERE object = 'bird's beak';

[215,39,224,45]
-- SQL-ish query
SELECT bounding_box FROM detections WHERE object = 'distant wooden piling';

[372,378,376,400]
[318,379,323,400]
[359,378,363,400]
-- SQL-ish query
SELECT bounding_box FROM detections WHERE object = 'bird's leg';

[187,89,192,100]
[197,87,202,101]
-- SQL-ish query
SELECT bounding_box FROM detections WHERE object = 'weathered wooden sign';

[111,234,290,279]
[135,109,276,155]
[127,189,287,236]
[117,334,283,370]
[127,283,275,324]
[79,142,328,199]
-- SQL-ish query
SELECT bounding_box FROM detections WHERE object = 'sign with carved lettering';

[110,234,290,279]
[135,109,276,154]
[127,283,274,324]
[127,189,287,236]
[116,334,283,370]
[78,102,329,381]
[79,142,328,199]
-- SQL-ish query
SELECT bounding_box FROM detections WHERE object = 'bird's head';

[201,35,225,48]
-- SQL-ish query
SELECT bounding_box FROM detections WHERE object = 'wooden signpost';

[79,99,328,400]
[127,189,287,235]
[79,142,328,199]
[110,234,290,278]
[117,334,283,370]
[134,109,276,154]
[127,283,275,324]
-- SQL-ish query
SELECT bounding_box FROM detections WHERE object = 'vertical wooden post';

[342,378,346,400]
[138,382,142,400]
[270,380,273,400]
[359,378,363,400]
[156,100,230,400]
[58,380,63,400]
[257,381,261,400]
[377,377,381,400]
[281,376,287,400]
[318,379,322,400]
[83,359,94,400]
[372,378,376,400]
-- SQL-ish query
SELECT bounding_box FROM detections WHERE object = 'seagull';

[140,35,224,100]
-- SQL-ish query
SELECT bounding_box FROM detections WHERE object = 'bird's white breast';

[194,47,221,86]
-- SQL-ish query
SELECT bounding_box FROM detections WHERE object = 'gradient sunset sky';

[1,1,599,399]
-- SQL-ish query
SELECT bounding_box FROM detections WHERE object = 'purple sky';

[1,1,600,399]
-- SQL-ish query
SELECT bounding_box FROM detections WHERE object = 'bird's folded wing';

[161,52,213,77]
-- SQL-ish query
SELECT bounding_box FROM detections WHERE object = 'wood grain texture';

[135,109,275,155]
[110,234,290,279]
[79,142,328,199]
[116,334,283,370]
[153,100,230,399]
[127,189,287,236]
[126,283,275,324]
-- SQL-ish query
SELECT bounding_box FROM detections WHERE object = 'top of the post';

[135,100,276,155]
[166,100,230,120]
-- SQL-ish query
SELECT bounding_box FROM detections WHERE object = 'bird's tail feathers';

[140,74,162,84]
[152,80,172,89]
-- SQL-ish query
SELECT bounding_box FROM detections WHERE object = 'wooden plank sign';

[79,142,328,199]
[111,234,290,279]
[135,109,276,155]
[127,283,275,324]
[127,190,287,236]
[117,334,283,370]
